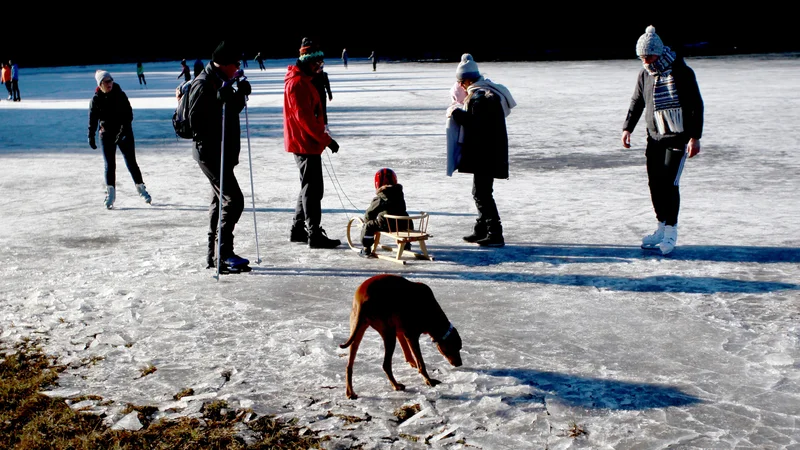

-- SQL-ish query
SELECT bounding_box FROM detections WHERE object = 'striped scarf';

[644,47,683,134]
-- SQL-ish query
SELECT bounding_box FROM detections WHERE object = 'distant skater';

[1,62,11,100]
[193,58,204,78]
[341,48,348,68]
[255,52,266,71]
[136,62,146,87]
[178,59,191,82]
[368,50,377,71]
[311,65,333,134]
[9,60,20,101]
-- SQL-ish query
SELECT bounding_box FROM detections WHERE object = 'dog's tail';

[339,294,364,349]
[339,315,364,348]
[339,333,357,349]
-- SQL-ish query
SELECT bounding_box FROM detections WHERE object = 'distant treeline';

[6,17,799,68]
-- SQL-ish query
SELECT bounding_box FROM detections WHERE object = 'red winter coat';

[283,65,331,155]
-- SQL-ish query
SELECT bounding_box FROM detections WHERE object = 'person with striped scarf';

[622,26,704,256]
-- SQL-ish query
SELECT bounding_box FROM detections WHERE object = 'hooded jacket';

[283,64,332,155]
[88,82,133,140]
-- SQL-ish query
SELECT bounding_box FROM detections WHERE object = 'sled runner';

[346,212,434,265]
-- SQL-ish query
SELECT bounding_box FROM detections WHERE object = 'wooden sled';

[346,212,434,265]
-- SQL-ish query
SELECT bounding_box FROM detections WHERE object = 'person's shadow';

[461,368,702,411]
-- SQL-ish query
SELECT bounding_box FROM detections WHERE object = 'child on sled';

[359,168,413,256]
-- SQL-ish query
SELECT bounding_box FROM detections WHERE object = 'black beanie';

[212,40,240,65]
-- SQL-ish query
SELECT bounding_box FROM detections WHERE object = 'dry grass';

[0,338,327,449]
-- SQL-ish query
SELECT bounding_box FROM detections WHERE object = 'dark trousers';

[10,79,19,100]
[101,135,144,187]
[197,158,244,259]
[645,139,687,226]
[320,97,328,124]
[138,74,146,85]
[293,154,324,232]
[4,81,11,97]
[473,173,501,228]
[258,61,265,71]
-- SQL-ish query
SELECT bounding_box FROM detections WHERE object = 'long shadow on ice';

[430,243,800,265]
[471,368,702,411]
[254,267,797,294]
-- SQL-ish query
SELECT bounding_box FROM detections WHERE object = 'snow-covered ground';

[1,53,798,449]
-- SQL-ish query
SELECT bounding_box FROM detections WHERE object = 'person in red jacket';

[1,62,11,100]
[283,37,342,249]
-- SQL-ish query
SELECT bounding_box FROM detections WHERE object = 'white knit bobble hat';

[636,25,664,57]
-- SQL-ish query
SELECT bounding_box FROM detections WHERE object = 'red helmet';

[374,168,397,190]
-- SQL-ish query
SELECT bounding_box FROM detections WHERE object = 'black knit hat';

[212,40,241,65]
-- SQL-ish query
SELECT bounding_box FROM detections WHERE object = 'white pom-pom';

[461,53,473,63]
[646,25,656,34]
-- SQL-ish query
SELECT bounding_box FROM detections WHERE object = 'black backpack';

[172,80,193,139]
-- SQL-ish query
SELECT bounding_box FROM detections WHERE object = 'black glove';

[237,79,251,97]
[88,136,97,149]
[217,84,235,103]
[327,138,339,153]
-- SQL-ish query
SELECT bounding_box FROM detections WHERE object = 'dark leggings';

[101,136,143,186]
[645,139,687,226]
[138,74,146,85]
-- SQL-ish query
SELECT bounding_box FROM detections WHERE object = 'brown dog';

[339,274,463,399]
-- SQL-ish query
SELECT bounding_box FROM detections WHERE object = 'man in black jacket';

[186,40,253,272]
[622,26,704,256]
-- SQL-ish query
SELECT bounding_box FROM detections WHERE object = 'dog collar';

[440,323,454,342]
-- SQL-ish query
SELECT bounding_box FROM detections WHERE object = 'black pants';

[197,157,244,259]
[320,97,328,124]
[473,173,501,228]
[645,139,687,226]
[138,74,146,85]
[258,61,265,71]
[293,154,324,232]
[10,79,19,100]
[101,135,144,187]
[4,81,11,97]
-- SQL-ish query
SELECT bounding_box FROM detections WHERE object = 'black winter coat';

[364,184,411,232]
[187,62,247,167]
[622,56,704,148]
[451,88,509,179]
[88,83,133,141]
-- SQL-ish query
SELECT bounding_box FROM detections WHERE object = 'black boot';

[476,221,505,247]
[308,227,341,249]
[289,223,308,243]
[463,220,488,243]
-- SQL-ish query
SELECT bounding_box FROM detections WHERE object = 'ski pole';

[215,102,227,281]
[242,85,261,264]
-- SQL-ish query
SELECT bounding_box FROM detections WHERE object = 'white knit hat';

[95,70,112,87]
[636,25,664,57]
[456,53,480,81]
